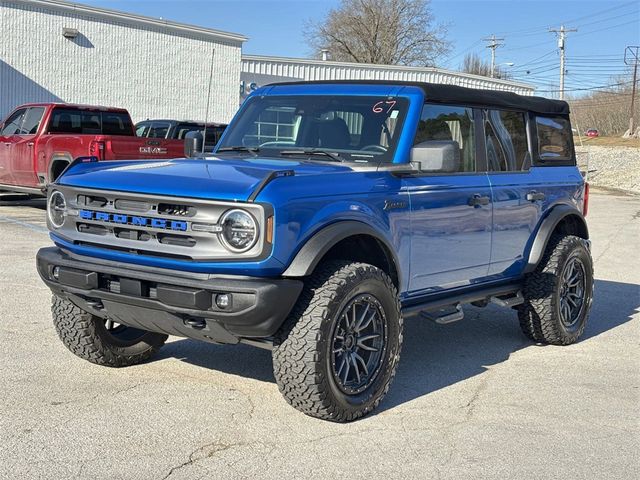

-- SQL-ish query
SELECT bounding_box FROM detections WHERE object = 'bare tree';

[306,0,451,66]
[461,52,510,79]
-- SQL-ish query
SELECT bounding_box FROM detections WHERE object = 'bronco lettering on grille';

[78,210,188,231]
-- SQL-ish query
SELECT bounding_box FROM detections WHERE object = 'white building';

[240,55,535,100]
[1,0,534,124]
[0,0,246,122]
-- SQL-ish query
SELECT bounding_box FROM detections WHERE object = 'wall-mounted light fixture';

[62,27,79,39]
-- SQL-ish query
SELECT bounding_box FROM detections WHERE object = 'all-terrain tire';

[272,261,403,422]
[518,234,593,345]
[52,295,168,367]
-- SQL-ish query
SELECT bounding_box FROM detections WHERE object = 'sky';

[78,0,640,97]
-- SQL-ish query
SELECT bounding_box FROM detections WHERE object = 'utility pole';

[549,25,577,100]
[624,46,639,137]
[483,35,504,78]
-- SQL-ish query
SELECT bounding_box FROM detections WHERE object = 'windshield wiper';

[216,146,260,157]
[279,149,345,162]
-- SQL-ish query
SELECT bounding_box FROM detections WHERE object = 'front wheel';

[52,295,167,367]
[518,234,594,345]
[272,261,403,422]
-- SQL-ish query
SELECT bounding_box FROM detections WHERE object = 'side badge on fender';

[383,200,407,211]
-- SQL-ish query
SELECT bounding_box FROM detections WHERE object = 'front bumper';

[36,247,303,345]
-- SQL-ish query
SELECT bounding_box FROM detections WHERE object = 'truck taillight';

[583,182,589,216]
[89,141,105,160]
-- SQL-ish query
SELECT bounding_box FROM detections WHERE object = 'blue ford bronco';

[37,81,593,422]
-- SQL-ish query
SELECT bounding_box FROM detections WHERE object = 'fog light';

[215,293,231,309]
[52,266,60,280]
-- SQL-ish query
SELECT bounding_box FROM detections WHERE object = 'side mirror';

[410,140,461,173]
[184,131,203,158]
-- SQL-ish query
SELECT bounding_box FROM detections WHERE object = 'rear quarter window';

[536,115,573,162]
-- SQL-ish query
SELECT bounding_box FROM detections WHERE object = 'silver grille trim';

[51,186,270,261]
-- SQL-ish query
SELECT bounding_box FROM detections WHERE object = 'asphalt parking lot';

[0,190,638,480]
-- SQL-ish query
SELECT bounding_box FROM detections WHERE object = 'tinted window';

[49,108,102,134]
[202,125,226,146]
[135,122,150,137]
[20,107,45,135]
[485,110,529,171]
[415,104,476,172]
[1,108,27,135]
[147,122,171,138]
[220,95,408,164]
[536,116,572,161]
[102,112,134,136]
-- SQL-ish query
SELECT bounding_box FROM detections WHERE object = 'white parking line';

[0,215,49,234]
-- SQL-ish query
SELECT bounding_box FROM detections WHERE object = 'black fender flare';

[282,221,402,287]
[524,204,589,273]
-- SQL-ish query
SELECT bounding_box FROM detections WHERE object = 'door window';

[135,123,151,137]
[20,107,46,135]
[415,104,476,172]
[49,109,101,134]
[147,122,171,138]
[485,110,529,171]
[1,109,27,135]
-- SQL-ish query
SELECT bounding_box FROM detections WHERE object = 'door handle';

[468,194,490,207]
[526,191,546,202]
[26,142,34,147]
[3,143,10,146]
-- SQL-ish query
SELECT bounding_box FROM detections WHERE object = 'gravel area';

[576,146,640,194]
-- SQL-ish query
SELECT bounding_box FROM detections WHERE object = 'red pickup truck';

[0,103,184,194]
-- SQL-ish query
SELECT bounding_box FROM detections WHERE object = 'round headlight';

[48,191,66,228]
[219,209,258,252]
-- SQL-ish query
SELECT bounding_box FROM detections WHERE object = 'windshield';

[218,95,409,163]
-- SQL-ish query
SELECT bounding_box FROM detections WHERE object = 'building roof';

[15,0,248,44]
[269,80,569,115]
[242,54,534,93]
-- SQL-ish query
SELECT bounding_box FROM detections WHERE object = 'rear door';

[0,108,27,185]
[483,109,542,278]
[11,106,46,187]
[404,103,492,294]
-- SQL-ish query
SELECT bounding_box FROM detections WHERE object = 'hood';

[58,157,353,202]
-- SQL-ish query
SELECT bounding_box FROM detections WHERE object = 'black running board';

[402,282,522,319]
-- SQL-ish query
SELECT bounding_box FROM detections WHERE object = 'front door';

[405,104,492,294]
[0,108,27,185]
[11,107,45,187]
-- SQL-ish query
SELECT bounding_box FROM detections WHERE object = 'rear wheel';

[272,261,403,422]
[52,295,167,367]
[518,235,593,345]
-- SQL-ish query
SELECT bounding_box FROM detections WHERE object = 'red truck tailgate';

[106,137,184,159]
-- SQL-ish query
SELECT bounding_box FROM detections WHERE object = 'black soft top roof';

[268,80,569,115]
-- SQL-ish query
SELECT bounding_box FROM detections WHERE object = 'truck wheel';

[518,235,593,345]
[272,261,403,422]
[52,295,167,367]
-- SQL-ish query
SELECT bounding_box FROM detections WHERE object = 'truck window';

[135,122,151,137]
[20,107,46,135]
[415,104,476,173]
[102,112,134,136]
[536,116,572,161]
[49,108,102,134]
[1,108,27,135]
[148,122,171,138]
[485,110,529,171]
